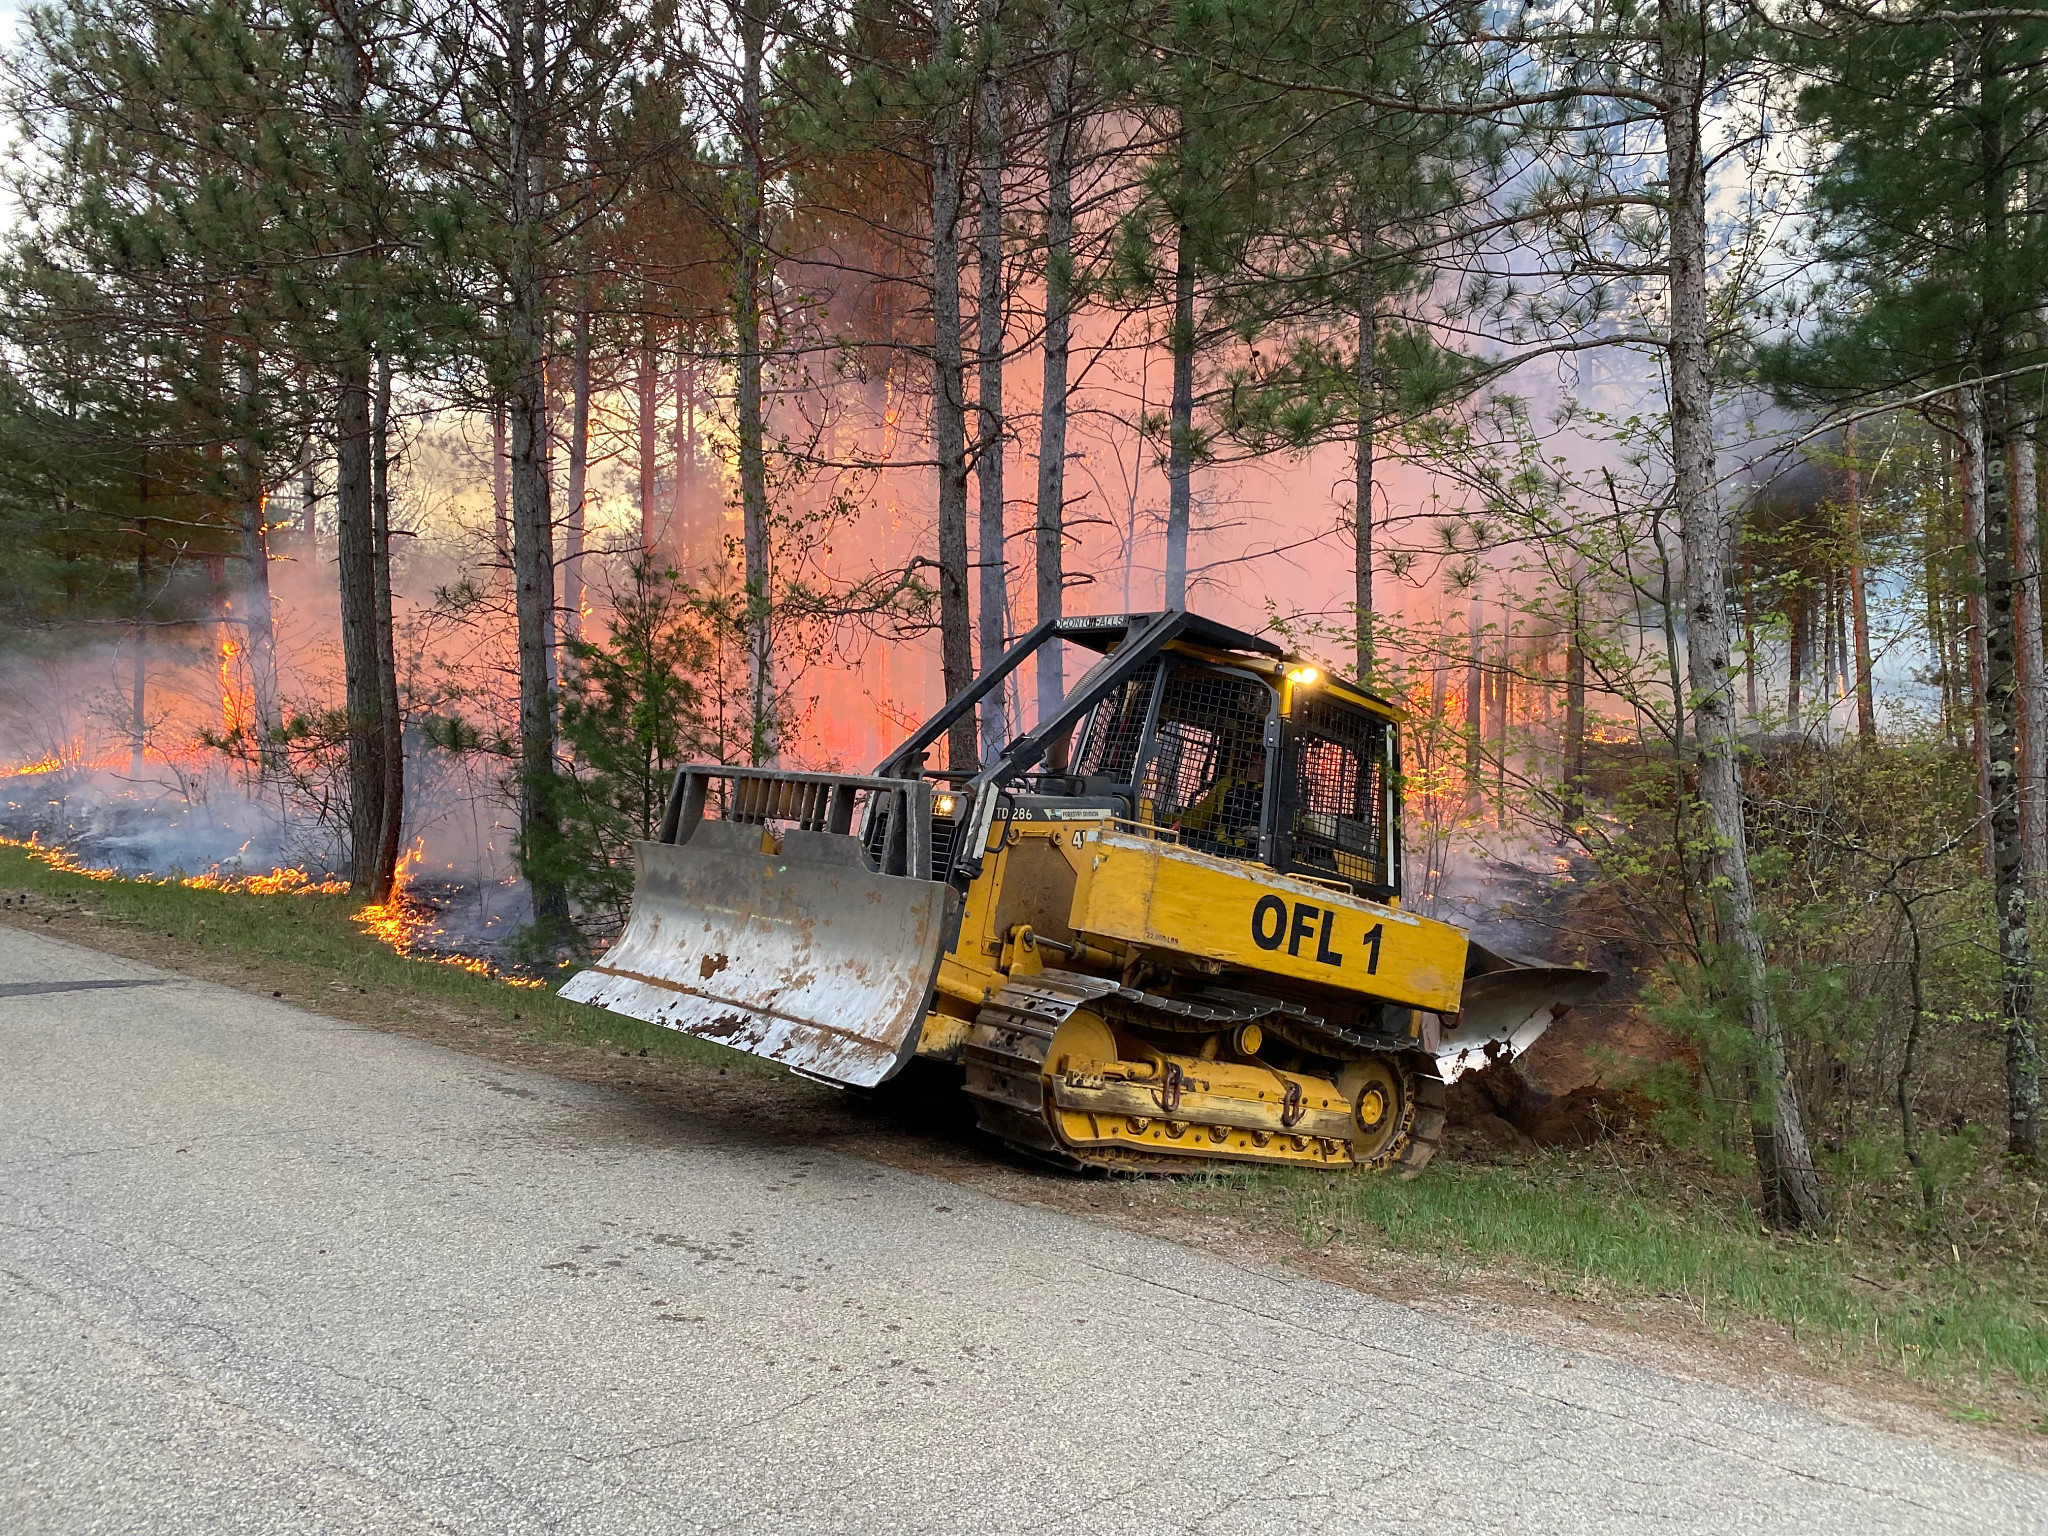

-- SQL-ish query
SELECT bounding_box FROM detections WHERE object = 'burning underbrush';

[0,814,549,988]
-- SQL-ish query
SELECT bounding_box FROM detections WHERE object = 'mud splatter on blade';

[559,824,951,1088]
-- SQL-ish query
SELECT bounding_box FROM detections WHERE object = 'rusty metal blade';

[1434,965,1607,1082]
[558,824,951,1088]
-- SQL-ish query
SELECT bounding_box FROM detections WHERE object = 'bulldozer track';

[962,970,1445,1176]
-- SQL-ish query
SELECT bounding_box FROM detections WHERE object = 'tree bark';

[370,352,405,901]
[1353,209,1378,682]
[2009,415,2046,907]
[1493,592,1510,808]
[296,428,318,551]
[1972,372,2042,1162]
[639,313,660,554]
[1564,577,1586,826]
[1163,156,1194,611]
[1034,18,1073,733]
[1785,584,1804,732]
[1663,2,1827,1227]
[737,0,774,764]
[931,0,974,771]
[234,345,284,779]
[1845,427,1876,744]
[684,339,700,569]
[1741,557,1757,723]
[1972,70,2034,1162]
[1962,397,1996,876]
[1463,587,1482,814]
[564,267,592,655]
[974,0,1008,763]
[491,398,510,562]
[506,0,567,931]
[132,503,148,778]
[330,0,386,898]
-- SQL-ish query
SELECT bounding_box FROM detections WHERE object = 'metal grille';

[1287,697,1390,891]
[1075,659,1161,782]
[1141,665,1274,858]
[863,793,960,877]
[928,810,961,876]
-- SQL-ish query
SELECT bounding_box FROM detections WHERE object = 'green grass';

[0,842,764,1073]
[1196,1156,2048,1414]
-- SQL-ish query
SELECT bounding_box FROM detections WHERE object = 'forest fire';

[4,831,544,986]
[351,841,546,987]
[4,834,349,895]
[1,754,65,778]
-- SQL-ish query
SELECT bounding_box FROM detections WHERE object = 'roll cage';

[876,612,1402,902]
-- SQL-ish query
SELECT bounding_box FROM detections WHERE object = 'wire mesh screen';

[1287,697,1390,891]
[1141,665,1274,857]
[1075,659,1162,782]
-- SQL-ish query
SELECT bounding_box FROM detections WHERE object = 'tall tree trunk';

[1353,209,1378,681]
[297,428,318,551]
[234,346,284,778]
[1664,6,1826,1227]
[931,0,974,771]
[492,398,510,561]
[1845,427,1876,744]
[974,1,1008,763]
[370,353,405,901]
[1963,397,1996,876]
[639,313,660,554]
[1493,593,1510,809]
[1961,66,2035,1163]
[1034,20,1073,732]
[330,0,386,898]
[1742,558,1758,723]
[1163,159,1194,610]
[337,349,383,893]
[1463,587,1482,814]
[132,503,148,778]
[1563,578,1586,826]
[737,0,774,764]
[1786,585,1804,732]
[507,0,567,932]
[1936,433,1962,751]
[564,270,592,656]
[1972,69,2040,1165]
[1975,390,2043,1161]
[673,339,693,566]
[2009,418,2046,907]
[1826,573,1843,729]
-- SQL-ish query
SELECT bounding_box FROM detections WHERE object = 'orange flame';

[0,754,64,778]
[349,839,546,988]
[3,833,546,989]
[1,835,349,894]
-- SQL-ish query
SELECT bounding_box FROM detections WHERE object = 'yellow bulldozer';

[562,610,1603,1174]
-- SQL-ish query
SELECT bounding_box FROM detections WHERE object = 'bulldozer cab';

[869,608,1402,900]
[1066,648,1398,900]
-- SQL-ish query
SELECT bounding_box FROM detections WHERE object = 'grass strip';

[1200,1159,2048,1418]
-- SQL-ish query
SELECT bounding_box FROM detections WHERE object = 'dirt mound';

[1445,1054,1653,1153]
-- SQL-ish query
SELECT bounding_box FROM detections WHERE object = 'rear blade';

[1434,965,1607,1082]
[558,823,952,1088]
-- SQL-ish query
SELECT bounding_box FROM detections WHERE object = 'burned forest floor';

[2,840,2043,1463]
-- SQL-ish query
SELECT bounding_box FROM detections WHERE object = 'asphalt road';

[2,925,2042,1536]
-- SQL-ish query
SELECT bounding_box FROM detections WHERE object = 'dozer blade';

[558,823,952,1088]
[1434,963,1608,1082]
